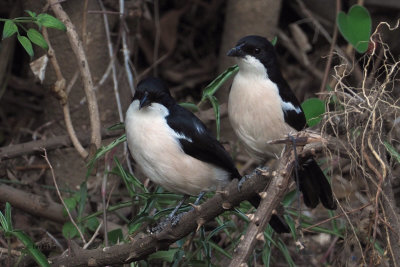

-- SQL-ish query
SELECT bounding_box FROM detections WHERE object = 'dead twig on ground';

[0,130,121,160]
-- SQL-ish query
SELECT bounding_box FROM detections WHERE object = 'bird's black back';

[166,104,241,179]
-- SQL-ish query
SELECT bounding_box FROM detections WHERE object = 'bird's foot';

[170,212,185,226]
[238,166,269,191]
[238,174,252,192]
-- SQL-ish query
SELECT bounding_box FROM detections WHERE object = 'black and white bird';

[227,35,336,210]
[125,77,289,232]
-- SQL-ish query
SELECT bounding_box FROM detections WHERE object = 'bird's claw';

[238,174,251,192]
[170,213,184,226]
[238,166,270,192]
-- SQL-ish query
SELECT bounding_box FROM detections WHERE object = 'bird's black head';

[134,77,174,109]
[227,35,278,74]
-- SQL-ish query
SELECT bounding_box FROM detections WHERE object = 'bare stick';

[82,221,103,250]
[0,130,120,160]
[42,24,88,159]
[119,0,135,97]
[43,149,87,244]
[319,0,340,93]
[48,0,102,150]
[228,148,294,266]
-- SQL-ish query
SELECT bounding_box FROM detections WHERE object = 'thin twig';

[153,0,160,76]
[0,130,120,160]
[98,0,124,123]
[82,221,103,250]
[48,0,102,151]
[82,0,89,46]
[43,149,87,244]
[42,27,89,159]
[319,0,340,93]
[119,0,135,97]
[119,0,135,175]
[303,202,372,232]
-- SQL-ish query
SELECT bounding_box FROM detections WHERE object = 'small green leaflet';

[12,230,50,267]
[27,28,48,50]
[62,221,79,239]
[37,14,66,31]
[17,35,34,57]
[25,10,37,17]
[201,65,239,102]
[2,20,18,39]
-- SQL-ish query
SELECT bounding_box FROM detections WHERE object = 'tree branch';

[48,0,102,152]
[49,132,334,267]
[0,130,120,160]
[228,148,294,266]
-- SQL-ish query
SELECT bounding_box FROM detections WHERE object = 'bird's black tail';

[248,196,290,233]
[297,158,336,210]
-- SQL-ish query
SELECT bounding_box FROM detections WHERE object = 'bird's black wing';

[271,75,307,131]
[166,104,240,179]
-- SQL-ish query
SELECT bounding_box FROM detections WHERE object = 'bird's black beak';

[227,43,245,57]
[139,91,150,109]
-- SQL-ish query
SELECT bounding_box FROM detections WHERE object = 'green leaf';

[86,134,126,177]
[209,241,232,259]
[107,122,125,131]
[114,157,147,195]
[301,221,344,237]
[148,249,180,263]
[5,202,12,231]
[85,217,100,232]
[262,242,272,267]
[27,28,48,50]
[25,10,37,18]
[201,65,239,102]
[2,20,18,39]
[284,214,297,240]
[271,36,278,46]
[337,5,371,53]
[62,222,79,239]
[17,35,34,57]
[77,182,87,218]
[384,141,400,163]
[0,210,9,232]
[276,238,295,267]
[281,190,296,207]
[208,95,220,140]
[179,102,199,112]
[12,230,50,267]
[207,221,234,240]
[37,14,66,31]
[301,97,325,127]
[62,197,77,217]
[107,228,123,245]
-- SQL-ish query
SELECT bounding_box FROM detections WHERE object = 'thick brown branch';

[48,134,330,267]
[228,148,294,266]
[50,168,277,266]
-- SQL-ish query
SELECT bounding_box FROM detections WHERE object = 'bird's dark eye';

[254,48,261,54]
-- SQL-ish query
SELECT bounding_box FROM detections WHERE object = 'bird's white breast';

[125,100,230,195]
[228,58,295,162]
